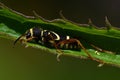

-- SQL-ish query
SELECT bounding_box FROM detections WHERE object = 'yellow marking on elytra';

[51,31,60,40]
[66,36,70,40]
[41,30,43,37]
[30,28,33,36]
[49,40,55,44]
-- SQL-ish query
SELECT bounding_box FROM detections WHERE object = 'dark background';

[2,0,120,27]
[0,0,120,80]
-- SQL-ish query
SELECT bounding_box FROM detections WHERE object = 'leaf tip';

[33,10,47,21]
[59,10,68,21]
[105,16,113,31]
[88,18,97,28]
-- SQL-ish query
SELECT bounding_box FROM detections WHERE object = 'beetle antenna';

[13,34,24,46]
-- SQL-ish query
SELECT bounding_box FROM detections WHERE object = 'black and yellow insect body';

[14,27,93,61]
[41,29,81,50]
[26,27,43,43]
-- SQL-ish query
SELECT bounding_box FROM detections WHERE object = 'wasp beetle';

[14,27,93,61]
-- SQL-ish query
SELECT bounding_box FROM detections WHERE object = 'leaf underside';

[0,2,120,67]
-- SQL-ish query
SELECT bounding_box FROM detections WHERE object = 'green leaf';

[0,2,120,67]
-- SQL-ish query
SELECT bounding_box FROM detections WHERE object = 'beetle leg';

[90,44,115,54]
[56,39,94,60]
